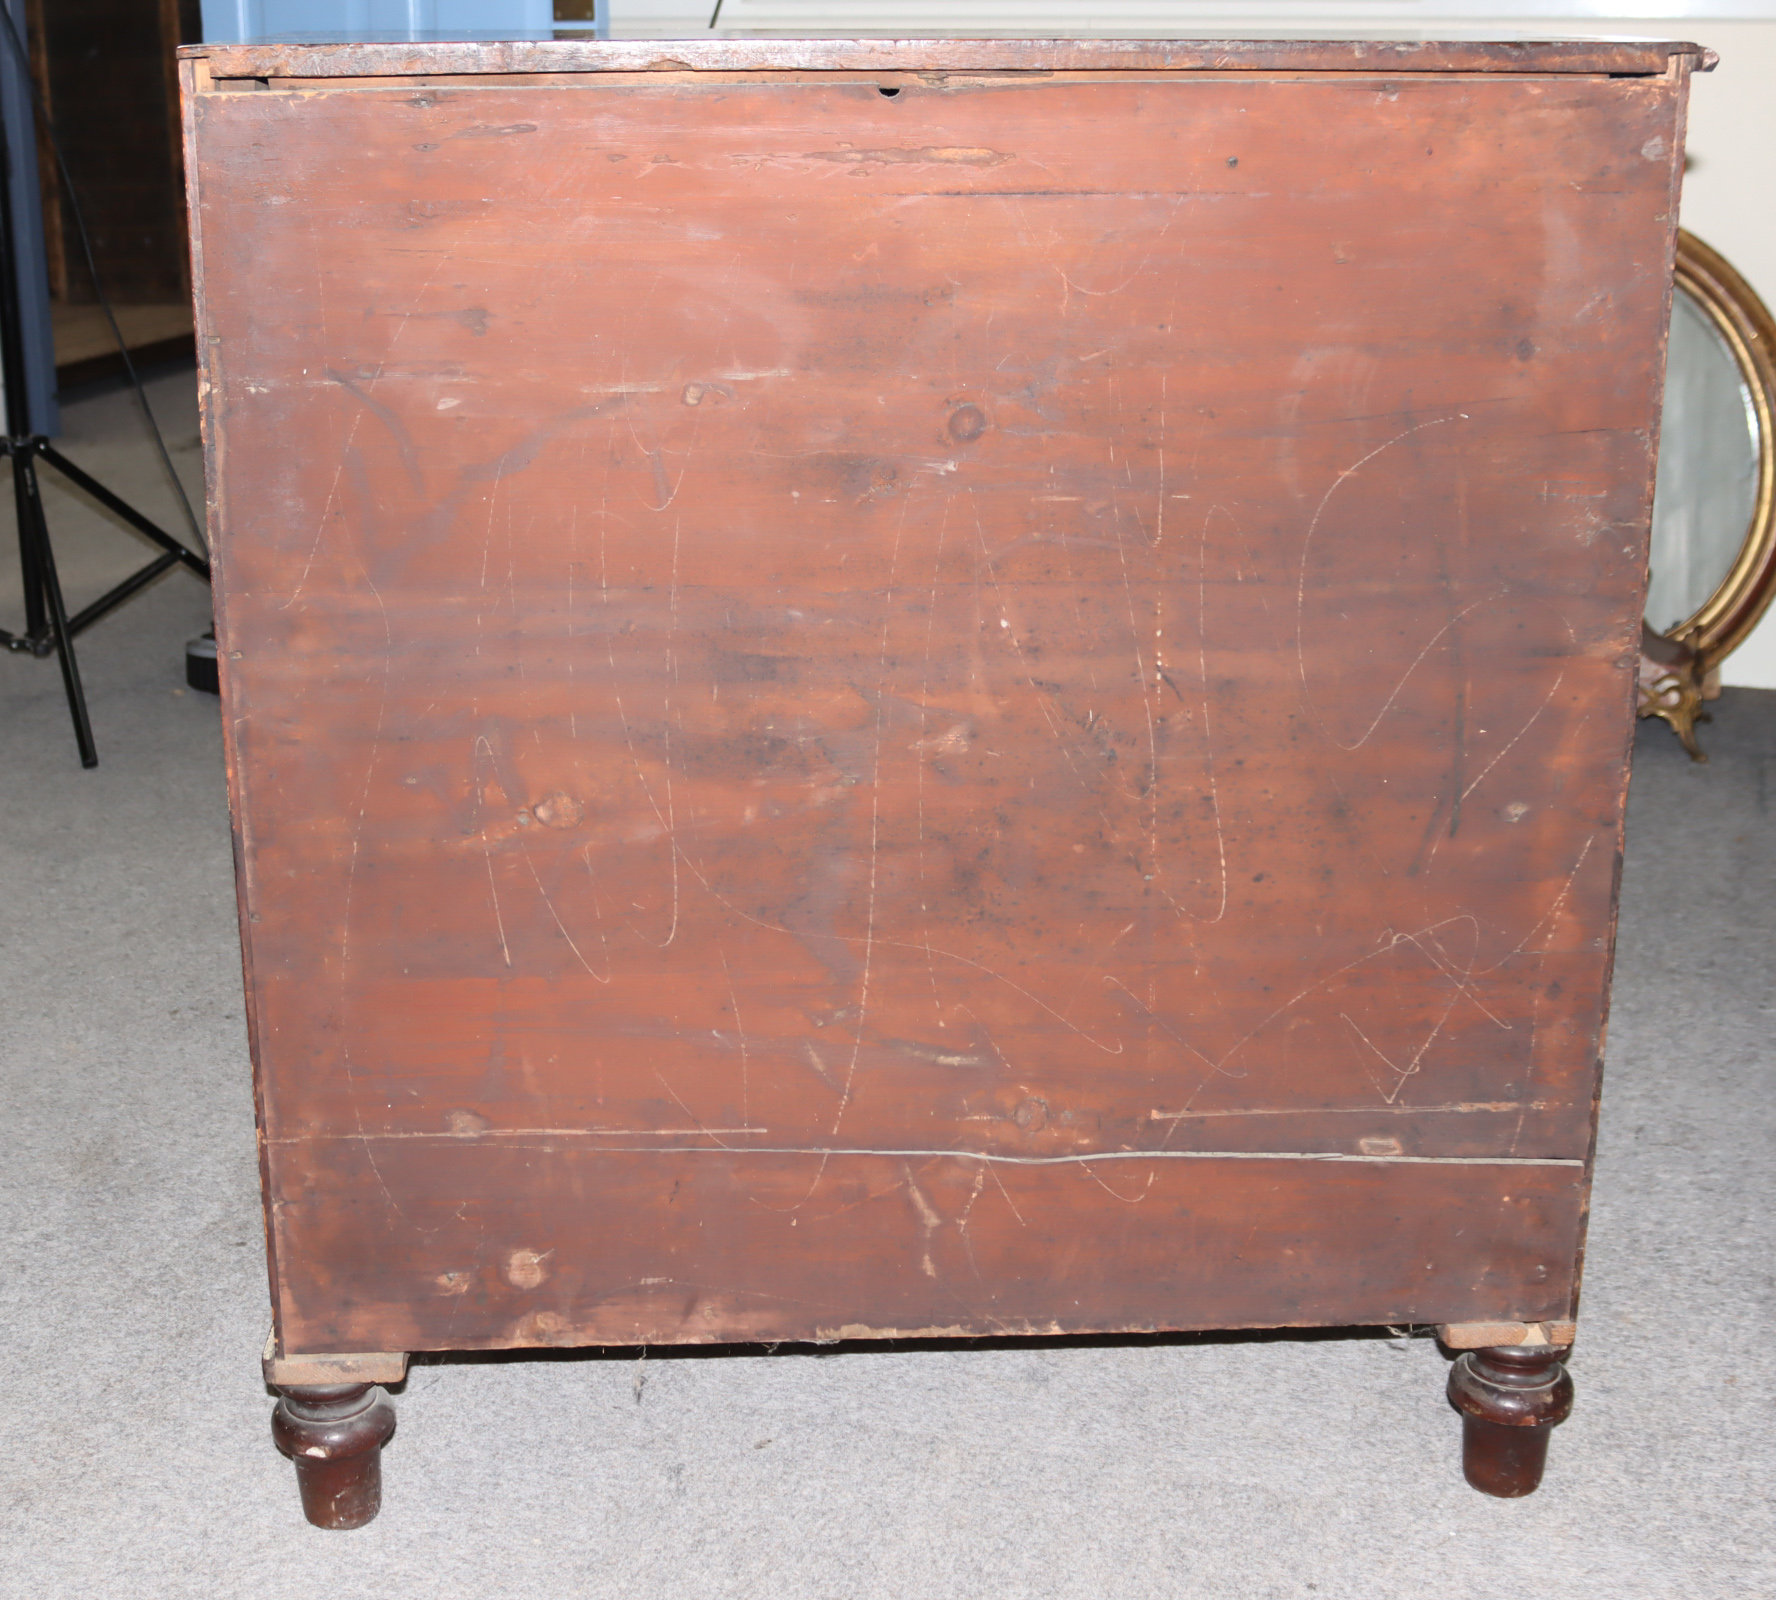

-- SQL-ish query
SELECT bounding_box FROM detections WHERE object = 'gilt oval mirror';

[1639,231,1776,758]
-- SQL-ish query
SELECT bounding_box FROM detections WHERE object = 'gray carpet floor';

[1,370,1771,1599]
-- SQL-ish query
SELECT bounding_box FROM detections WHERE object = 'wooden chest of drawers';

[181,33,1703,1523]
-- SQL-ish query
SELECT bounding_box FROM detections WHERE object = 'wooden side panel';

[188,70,1682,1353]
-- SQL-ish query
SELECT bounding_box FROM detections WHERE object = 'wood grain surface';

[184,56,1687,1355]
[185,36,1711,81]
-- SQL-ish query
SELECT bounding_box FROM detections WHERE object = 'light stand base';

[185,630,218,695]
[4,434,210,766]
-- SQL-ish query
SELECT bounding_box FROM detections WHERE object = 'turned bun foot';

[1448,1343,1574,1498]
[272,1382,397,1528]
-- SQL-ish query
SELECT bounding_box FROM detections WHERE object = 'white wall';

[1667,20,1776,684]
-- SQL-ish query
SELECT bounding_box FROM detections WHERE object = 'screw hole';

[878,85,901,97]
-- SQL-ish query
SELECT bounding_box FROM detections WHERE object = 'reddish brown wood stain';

[182,41,1698,1356]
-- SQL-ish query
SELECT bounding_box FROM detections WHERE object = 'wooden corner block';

[262,1330,409,1387]
[1438,1320,1577,1350]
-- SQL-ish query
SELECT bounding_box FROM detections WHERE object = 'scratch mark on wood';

[721,947,750,1123]
[1294,414,1481,750]
[520,846,609,981]
[1148,1101,1549,1121]
[832,494,911,1135]
[1485,835,1597,972]
[653,1069,736,1150]
[805,145,1014,168]
[1459,669,1569,805]
[1080,1161,1157,1203]
[473,735,513,967]
[903,1163,942,1277]
[281,1135,1584,1168]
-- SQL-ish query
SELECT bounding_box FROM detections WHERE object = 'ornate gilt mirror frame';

[1638,230,1776,760]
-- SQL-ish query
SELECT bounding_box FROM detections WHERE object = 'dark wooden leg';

[271,1382,397,1529]
[1447,1343,1574,1497]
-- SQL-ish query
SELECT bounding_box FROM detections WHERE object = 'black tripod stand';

[0,91,210,767]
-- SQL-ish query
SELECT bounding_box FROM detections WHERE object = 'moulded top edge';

[180,36,1715,82]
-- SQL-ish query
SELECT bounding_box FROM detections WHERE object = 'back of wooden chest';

[183,42,1691,1355]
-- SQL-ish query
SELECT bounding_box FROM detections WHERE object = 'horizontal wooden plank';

[1439,1319,1577,1349]
[261,1332,409,1385]
[270,1145,1587,1352]
[182,36,1710,83]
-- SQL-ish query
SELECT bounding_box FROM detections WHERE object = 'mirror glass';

[1646,285,1762,633]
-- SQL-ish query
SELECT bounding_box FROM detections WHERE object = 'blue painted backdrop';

[199,2,575,42]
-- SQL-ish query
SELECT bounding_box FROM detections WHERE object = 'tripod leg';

[18,449,97,767]
[11,447,46,639]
